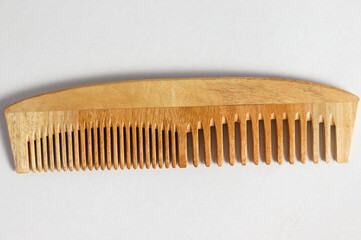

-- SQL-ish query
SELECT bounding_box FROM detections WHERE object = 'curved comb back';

[5,78,359,173]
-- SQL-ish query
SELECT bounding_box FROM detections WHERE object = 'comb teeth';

[17,105,352,173]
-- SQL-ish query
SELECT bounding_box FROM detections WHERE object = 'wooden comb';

[5,77,359,173]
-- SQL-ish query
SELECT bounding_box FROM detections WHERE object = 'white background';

[1,1,361,239]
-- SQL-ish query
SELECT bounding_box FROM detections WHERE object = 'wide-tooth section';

[13,102,356,173]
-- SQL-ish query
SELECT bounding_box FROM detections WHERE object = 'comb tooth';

[73,124,80,171]
[138,123,144,169]
[251,116,259,165]
[276,117,283,164]
[106,122,112,170]
[164,124,170,168]
[55,125,61,171]
[29,133,36,172]
[55,124,61,171]
[203,125,211,167]
[132,123,138,169]
[42,127,49,172]
[79,124,86,171]
[93,123,99,170]
[125,123,132,169]
[61,125,67,171]
[228,120,235,166]
[36,129,42,171]
[119,123,125,170]
[300,116,307,164]
[215,122,223,166]
[171,125,177,168]
[192,127,199,167]
[324,116,331,163]
[99,122,106,170]
[67,125,73,171]
[87,123,93,170]
[312,118,319,163]
[288,116,296,164]
[178,128,187,168]
[158,123,163,168]
[240,119,247,165]
[151,124,157,168]
[144,122,151,169]
[263,117,272,165]
[112,122,119,170]
[48,125,55,171]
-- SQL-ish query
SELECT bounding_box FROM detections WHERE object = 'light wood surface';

[4,77,359,173]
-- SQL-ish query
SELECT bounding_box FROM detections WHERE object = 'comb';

[5,78,359,173]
